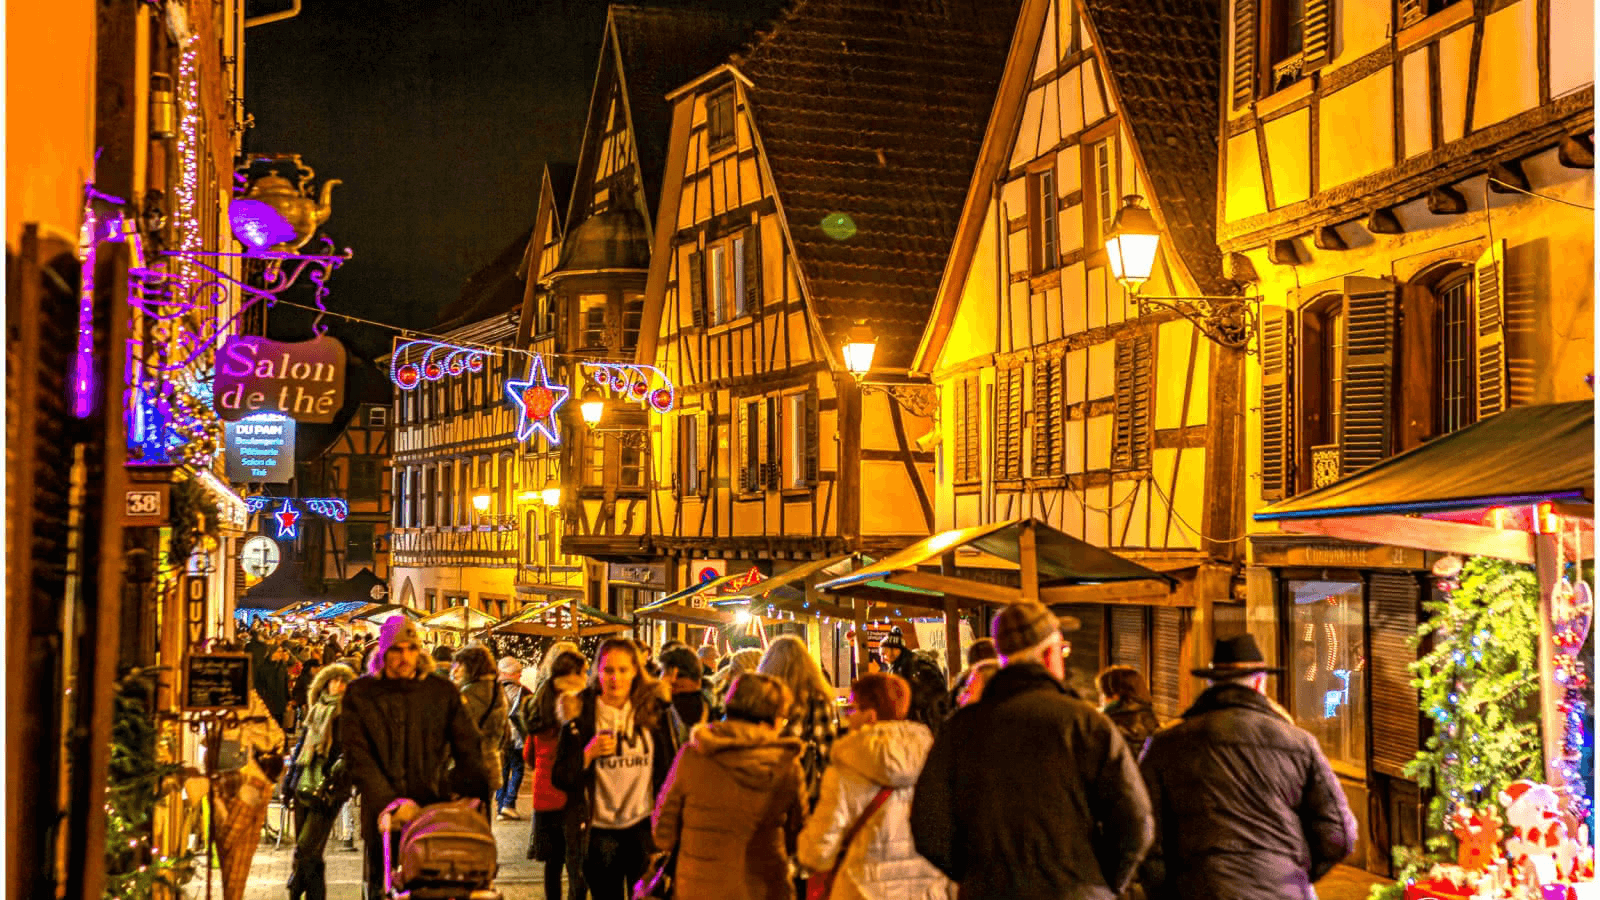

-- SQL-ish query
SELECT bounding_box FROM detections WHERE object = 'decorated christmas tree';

[103,666,195,900]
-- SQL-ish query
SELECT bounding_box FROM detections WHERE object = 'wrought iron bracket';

[1133,293,1260,353]
[589,427,649,450]
[857,382,938,418]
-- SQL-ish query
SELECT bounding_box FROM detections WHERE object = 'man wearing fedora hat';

[1138,634,1356,900]
[912,601,1152,899]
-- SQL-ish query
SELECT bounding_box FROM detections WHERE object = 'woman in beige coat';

[653,673,806,900]
[797,674,953,900]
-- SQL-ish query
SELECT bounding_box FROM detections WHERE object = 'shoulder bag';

[807,786,894,900]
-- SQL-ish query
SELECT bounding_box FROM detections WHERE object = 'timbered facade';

[1223,0,1594,873]
[638,0,1023,643]
[916,0,1244,711]
[540,4,778,619]
[305,401,393,585]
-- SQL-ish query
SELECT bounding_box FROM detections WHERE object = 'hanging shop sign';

[224,414,294,483]
[214,334,346,423]
[183,652,250,711]
[390,338,488,389]
[184,574,210,648]
[581,362,676,414]
[609,562,668,589]
[506,354,569,445]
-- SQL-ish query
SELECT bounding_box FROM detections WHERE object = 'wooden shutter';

[804,389,820,485]
[743,226,762,314]
[1474,241,1507,421]
[956,377,981,482]
[1231,0,1258,109]
[1369,573,1421,778]
[1032,358,1063,476]
[672,416,685,498]
[1109,607,1146,670]
[1259,306,1294,500]
[1151,607,1190,719]
[1114,334,1153,470]
[1397,0,1426,28]
[696,410,710,497]
[762,396,779,489]
[688,249,707,329]
[1302,0,1333,71]
[737,401,753,492]
[1341,277,1398,475]
[995,368,1024,480]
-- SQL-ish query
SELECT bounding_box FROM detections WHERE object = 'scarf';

[297,691,341,766]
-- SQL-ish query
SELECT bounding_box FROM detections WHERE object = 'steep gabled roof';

[606,3,784,230]
[1084,0,1227,297]
[545,161,578,235]
[740,0,1022,370]
[433,227,534,329]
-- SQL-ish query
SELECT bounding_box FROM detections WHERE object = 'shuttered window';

[678,415,699,495]
[995,369,1024,480]
[743,225,763,314]
[1369,573,1422,778]
[696,410,711,496]
[1260,306,1294,500]
[955,377,981,483]
[1113,335,1153,470]
[763,396,780,489]
[1232,0,1257,109]
[804,390,820,486]
[1151,607,1191,719]
[1474,241,1507,421]
[1341,277,1398,475]
[1109,607,1147,671]
[739,400,762,493]
[1032,358,1064,476]
[688,249,707,329]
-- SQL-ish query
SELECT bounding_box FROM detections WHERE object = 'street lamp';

[541,479,562,508]
[1103,195,1258,353]
[841,322,878,379]
[580,388,605,427]
[471,491,491,514]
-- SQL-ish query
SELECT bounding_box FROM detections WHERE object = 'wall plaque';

[184,652,251,711]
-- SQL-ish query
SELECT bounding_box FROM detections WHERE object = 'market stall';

[1255,401,1594,898]
[418,605,501,648]
[489,598,631,639]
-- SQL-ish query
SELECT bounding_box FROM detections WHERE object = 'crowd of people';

[249,601,1357,900]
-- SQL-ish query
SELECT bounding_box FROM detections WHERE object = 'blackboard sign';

[184,653,251,711]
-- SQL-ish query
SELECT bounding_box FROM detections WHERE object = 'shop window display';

[1287,579,1367,770]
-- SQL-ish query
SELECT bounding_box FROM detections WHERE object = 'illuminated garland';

[390,339,487,389]
[582,362,675,413]
[1550,570,1593,828]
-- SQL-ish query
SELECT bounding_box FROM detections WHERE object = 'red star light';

[274,500,300,539]
[505,354,569,445]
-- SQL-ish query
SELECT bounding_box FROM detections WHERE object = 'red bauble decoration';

[424,362,443,380]
[467,354,485,372]
[396,364,420,388]
[650,388,672,411]
[522,385,556,421]
[447,358,465,376]
[631,380,648,398]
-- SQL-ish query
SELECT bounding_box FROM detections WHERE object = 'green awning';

[1256,401,1593,521]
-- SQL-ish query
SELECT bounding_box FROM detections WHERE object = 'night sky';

[244,0,613,356]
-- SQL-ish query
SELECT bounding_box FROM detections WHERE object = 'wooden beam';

[1313,225,1348,251]
[1365,207,1404,234]
[1425,185,1467,214]
[1019,521,1039,601]
[1276,515,1535,562]
[940,550,962,677]
[1535,533,1563,790]
[1223,251,1259,283]
[1487,158,1530,192]
[1266,238,1304,266]
[852,596,868,674]
[888,570,1022,606]
[1558,134,1594,169]
[1037,579,1178,606]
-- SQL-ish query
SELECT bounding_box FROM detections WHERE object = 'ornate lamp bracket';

[858,382,938,419]
[1132,294,1260,353]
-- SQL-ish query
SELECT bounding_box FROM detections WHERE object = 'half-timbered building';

[305,398,393,586]
[1222,0,1593,873]
[915,0,1244,709]
[637,0,1024,653]
[537,4,779,620]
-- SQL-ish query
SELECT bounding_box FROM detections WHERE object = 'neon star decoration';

[389,338,489,390]
[273,500,301,539]
[581,362,676,414]
[505,354,569,445]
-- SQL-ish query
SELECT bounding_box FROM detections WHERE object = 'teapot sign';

[214,335,346,423]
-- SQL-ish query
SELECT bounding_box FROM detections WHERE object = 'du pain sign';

[214,335,346,424]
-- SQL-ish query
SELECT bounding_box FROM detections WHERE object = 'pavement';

[194,783,1391,900]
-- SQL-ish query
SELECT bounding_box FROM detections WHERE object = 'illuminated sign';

[214,335,347,423]
[224,414,294,483]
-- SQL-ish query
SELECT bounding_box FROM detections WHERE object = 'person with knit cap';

[911,601,1153,900]
[340,616,491,900]
[652,672,806,900]
[798,673,953,900]
[285,662,357,900]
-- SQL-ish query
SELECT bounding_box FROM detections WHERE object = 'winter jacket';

[551,686,677,864]
[1137,683,1357,900]
[460,675,508,791]
[782,692,842,812]
[652,720,805,900]
[1102,699,1162,759]
[891,651,950,736]
[522,673,587,812]
[911,662,1153,900]
[797,720,954,900]
[339,654,490,827]
[503,680,534,751]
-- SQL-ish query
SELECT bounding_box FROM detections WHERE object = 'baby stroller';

[380,799,501,900]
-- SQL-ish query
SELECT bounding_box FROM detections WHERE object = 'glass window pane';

[1287,579,1367,769]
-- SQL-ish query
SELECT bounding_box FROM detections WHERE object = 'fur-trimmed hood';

[688,719,803,791]
[308,663,356,705]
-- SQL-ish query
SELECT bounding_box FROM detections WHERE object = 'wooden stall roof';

[489,599,631,638]
[418,605,501,632]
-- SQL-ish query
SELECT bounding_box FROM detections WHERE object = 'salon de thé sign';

[213,335,346,424]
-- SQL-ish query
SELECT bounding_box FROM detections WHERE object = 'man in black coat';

[1138,634,1357,900]
[340,617,490,900]
[912,601,1153,900]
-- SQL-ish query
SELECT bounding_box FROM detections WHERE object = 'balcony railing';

[1310,443,1341,489]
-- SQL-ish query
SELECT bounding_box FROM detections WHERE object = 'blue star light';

[505,354,569,445]
[274,499,300,539]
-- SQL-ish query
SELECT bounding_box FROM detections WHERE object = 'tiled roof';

[610,3,785,229]
[1084,0,1228,296]
[433,227,533,328]
[740,0,1023,369]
